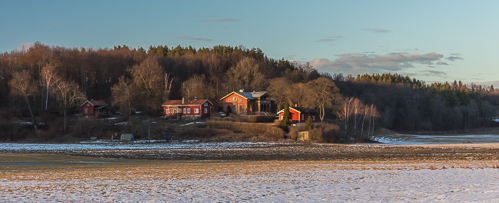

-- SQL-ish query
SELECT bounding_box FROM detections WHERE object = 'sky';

[1,0,499,86]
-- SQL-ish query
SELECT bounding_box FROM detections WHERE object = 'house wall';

[222,94,249,114]
[163,103,212,117]
[82,103,94,115]
[278,109,318,123]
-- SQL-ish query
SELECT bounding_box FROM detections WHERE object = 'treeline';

[333,73,499,132]
[1,43,499,140]
[0,43,317,117]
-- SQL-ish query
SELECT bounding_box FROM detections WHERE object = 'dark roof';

[81,100,109,107]
[277,107,318,114]
[162,99,212,106]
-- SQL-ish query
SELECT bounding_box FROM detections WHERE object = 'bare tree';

[304,77,341,122]
[111,76,135,118]
[9,70,39,131]
[54,80,86,132]
[181,75,214,100]
[226,57,266,91]
[164,73,173,101]
[267,77,292,111]
[40,64,60,111]
[129,56,165,112]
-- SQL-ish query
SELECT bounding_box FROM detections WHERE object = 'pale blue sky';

[1,0,498,86]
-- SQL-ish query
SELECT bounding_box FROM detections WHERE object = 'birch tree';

[54,80,86,132]
[40,64,60,111]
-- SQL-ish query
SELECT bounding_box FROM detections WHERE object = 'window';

[85,108,88,114]
[194,108,199,113]
[233,97,237,101]
[183,108,186,113]
[87,104,90,106]
[313,116,315,121]
[204,108,207,113]
[187,108,191,113]
[204,103,208,106]
[228,99,231,102]
[301,114,304,120]
[166,109,169,114]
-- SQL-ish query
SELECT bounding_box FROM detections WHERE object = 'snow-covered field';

[1,160,499,202]
[375,134,499,145]
[0,142,288,152]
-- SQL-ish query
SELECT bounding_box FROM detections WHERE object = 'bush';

[231,115,276,123]
[207,120,285,138]
[289,122,340,142]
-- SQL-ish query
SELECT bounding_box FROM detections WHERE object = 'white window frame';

[194,108,199,113]
[166,109,170,114]
[301,114,304,120]
[233,97,237,101]
[204,103,208,106]
[187,108,191,113]
[313,116,315,121]
[183,108,186,113]
[204,108,207,113]
[85,108,88,114]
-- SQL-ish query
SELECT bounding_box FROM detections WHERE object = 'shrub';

[207,120,285,138]
[289,122,340,142]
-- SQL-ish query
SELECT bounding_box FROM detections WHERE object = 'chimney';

[194,97,198,101]
[239,89,244,92]
[182,97,185,104]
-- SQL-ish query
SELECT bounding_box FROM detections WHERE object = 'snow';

[375,134,499,145]
[0,142,286,152]
[181,121,206,126]
[1,165,499,202]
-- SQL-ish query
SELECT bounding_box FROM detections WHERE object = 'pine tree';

[281,101,290,131]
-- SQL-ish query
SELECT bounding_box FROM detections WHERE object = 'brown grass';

[207,120,285,138]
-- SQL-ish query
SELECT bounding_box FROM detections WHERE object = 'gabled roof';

[277,107,318,114]
[220,91,267,100]
[162,99,213,106]
[81,100,109,107]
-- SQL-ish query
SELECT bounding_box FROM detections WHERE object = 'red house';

[277,106,318,123]
[81,99,111,117]
[220,90,274,115]
[162,98,213,119]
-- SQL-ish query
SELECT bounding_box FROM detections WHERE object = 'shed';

[120,133,134,141]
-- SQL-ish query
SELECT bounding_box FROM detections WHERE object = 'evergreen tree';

[281,101,290,131]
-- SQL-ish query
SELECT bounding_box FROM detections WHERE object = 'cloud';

[202,18,240,22]
[437,61,448,65]
[16,42,35,51]
[446,56,463,61]
[309,52,444,75]
[423,70,447,77]
[176,36,213,41]
[362,28,391,33]
[450,53,461,56]
[316,36,342,43]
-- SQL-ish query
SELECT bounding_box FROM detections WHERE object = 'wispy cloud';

[16,42,35,51]
[309,52,444,75]
[437,61,448,65]
[316,36,342,43]
[176,36,213,41]
[446,56,464,61]
[362,28,391,33]
[202,18,240,22]
[422,70,447,77]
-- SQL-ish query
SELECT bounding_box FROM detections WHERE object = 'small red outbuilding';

[81,99,111,117]
[277,107,318,123]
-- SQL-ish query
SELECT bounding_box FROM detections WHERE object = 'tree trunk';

[25,96,38,131]
[45,86,49,111]
[63,109,67,133]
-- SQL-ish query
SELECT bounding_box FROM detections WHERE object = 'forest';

[1,42,498,141]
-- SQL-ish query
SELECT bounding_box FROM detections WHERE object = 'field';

[2,143,499,201]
